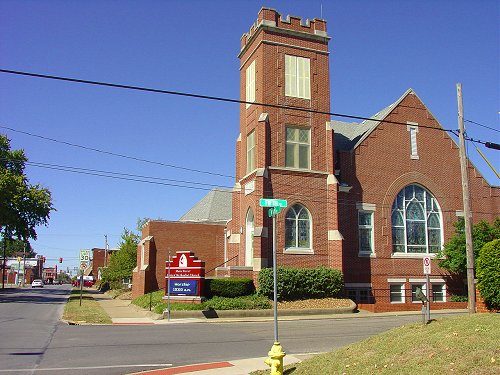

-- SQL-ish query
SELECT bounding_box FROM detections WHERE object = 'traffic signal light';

[59,257,63,263]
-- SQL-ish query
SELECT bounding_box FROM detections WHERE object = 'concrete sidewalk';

[90,289,164,324]
[88,289,467,374]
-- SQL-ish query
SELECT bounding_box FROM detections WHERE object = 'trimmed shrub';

[450,295,468,302]
[476,239,500,310]
[205,278,255,298]
[258,266,344,300]
[204,295,271,310]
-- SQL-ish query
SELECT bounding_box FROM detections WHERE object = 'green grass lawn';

[132,290,272,314]
[62,289,112,324]
[252,313,499,375]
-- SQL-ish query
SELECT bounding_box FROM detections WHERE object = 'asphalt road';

[0,286,463,375]
[0,284,72,374]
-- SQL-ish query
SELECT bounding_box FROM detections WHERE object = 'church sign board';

[165,251,205,300]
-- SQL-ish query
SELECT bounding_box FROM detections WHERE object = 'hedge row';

[257,266,343,301]
[204,278,255,298]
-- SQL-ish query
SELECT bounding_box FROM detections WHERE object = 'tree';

[101,229,139,289]
[0,135,54,240]
[439,217,500,274]
[1,135,54,286]
[0,238,36,257]
[476,239,500,310]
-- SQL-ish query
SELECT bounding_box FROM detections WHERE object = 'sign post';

[423,256,431,323]
[79,250,90,307]
[260,198,287,373]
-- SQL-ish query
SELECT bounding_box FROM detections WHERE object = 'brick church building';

[132,8,499,312]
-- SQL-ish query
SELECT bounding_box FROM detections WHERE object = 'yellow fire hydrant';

[264,341,286,375]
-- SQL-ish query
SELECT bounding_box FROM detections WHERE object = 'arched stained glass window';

[285,204,311,249]
[392,185,442,254]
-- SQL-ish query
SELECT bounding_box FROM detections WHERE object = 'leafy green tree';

[476,239,500,310]
[1,135,53,285]
[439,218,500,274]
[0,238,36,257]
[102,229,139,289]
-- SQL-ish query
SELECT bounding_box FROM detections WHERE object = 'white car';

[31,279,44,288]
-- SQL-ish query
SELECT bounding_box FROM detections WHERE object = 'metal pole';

[22,242,26,287]
[273,211,278,343]
[167,252,171,322]
[426,273,431,323]
[457,83,476,314]
[2,231,6,289]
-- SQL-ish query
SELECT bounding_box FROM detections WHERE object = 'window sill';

[390,301,405,304]
[358,252,376,258]
[391,253,438,259]
[284,248,314,255]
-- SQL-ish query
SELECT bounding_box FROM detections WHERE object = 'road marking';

[0,364,173,372]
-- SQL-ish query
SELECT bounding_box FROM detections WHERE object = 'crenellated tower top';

[239,7,329,56]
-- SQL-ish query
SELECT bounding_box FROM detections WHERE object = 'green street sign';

[268,206,281,217]
[259,198,288,208]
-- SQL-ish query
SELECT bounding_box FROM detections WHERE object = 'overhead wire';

[12,156,497,216]
[0,68,474,134]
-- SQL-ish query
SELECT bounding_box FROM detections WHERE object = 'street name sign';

[259,199,288,208]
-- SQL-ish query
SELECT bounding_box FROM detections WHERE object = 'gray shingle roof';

[179,188,232,224]
[330,88,414,151]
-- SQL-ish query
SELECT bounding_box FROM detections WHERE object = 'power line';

[465,119,500,134]
[16,157,498,216]
[0,125,234,179]
[0,68,461,134]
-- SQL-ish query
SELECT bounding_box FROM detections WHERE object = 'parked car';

[31,279,44,288]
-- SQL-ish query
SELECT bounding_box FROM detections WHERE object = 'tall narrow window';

[285,55,310,99]
[285,127,310,169]
[246,130,255,173]
[245,209,254,267]
[407,123,419,159]
[285,204,311,249]
[246,60,255,108]
[358,211,374,254]
[391,185,442,254]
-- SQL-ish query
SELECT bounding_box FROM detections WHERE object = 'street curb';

[161,300,357,320]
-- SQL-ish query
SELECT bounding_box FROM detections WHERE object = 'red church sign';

[165,251,205,299]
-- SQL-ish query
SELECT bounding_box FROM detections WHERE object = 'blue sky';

[0,0,498,273]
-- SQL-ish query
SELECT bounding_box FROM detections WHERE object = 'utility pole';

[104,234,108,268]
[456,83,476,314]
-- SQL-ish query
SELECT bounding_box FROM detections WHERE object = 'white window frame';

[389,283,405,303]
[285,126,311,169]
[407,122,419,160]
[432,283,446,302]
[284,204,312,253]
[391,185,443,255]
[246,60,255,108]
[285,55,310,99]
[246,130,256,173]
[357,204,375,255]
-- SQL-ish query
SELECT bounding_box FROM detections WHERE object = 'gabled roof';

[330,88,416,151]
[179,188,232,224]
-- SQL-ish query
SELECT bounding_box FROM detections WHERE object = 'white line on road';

[0,364,173,372]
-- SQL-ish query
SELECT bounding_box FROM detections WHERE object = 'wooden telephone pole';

[456,83,476,313]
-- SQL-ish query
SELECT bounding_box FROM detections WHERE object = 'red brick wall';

[228,7,340,274]
[132,221,225,298]
[91,248,115,279]
[338,91,500,311]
